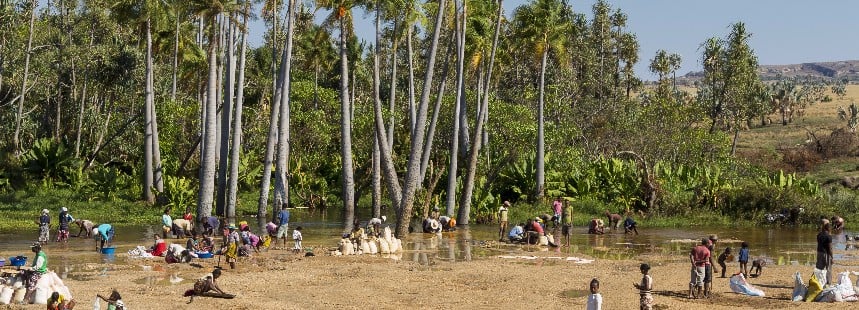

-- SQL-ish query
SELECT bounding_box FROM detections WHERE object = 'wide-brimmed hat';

[504,201,511,206]
[61,207,68,212]
[709,234,719,241]
[41,209,49,214]
[228,224,237,230]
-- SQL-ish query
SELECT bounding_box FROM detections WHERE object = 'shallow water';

[1,212,856,274]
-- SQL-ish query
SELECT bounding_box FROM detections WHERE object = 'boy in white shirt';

[587,278,602,310]
[292,226,303,253]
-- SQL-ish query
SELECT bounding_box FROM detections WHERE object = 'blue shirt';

[162,214,172,226]
[278,210,290,226]
[738,248,750,262]
[508,225,524,238]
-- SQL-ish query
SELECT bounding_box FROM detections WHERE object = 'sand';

[4,244,859,309]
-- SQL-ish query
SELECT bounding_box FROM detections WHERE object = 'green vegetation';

[1,0,859,235]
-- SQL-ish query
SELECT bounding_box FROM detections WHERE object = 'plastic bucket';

[196,252,214,259]
[100,247,116,255]
[9,257,26,267]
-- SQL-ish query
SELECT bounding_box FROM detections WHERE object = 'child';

[184,269,227,303]
[717,247,733,278]
[587,278,602,310]
[738,242,750,276]
[292,226,303,253]
[633,263,653,310]
[96,289,125,310]
[47,291,75,310]
[624,215,639,235]
[751,258,766,277]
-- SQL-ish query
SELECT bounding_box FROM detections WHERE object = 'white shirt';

[293,230,302,241]
[586,293,602,310]
[168,243,186,257]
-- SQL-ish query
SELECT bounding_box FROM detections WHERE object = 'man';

[498,201,510,241]
[202,215,220,237]
[605,211,622,230]
[561,201,573,246]
[817,221,833,285]
[508,223,525,243]
[173,218,193,238]
[276,205,291,249]
[689,238,710,299]
[705,235,720,297]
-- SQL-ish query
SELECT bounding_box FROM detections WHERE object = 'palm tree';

[13,0,37,157]
[227,1,250,221]
[512,0,568,200]
[319,0,358,232]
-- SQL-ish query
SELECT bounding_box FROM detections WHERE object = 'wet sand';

[4,243,859,309]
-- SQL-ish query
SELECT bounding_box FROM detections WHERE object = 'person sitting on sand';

[200,233,215,252]
[186,231,201,252]
[149,234,168,257]
[73,219,94,238]
[349,221,365,245]
[508,223,525,243]
[47,291,75,310]
[97,289,125,310]
[750,258,766,277]
[184,269,228,303]
[588,218,605,235]
[21,242,48,303]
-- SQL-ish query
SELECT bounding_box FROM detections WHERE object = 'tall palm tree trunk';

[535,47,548,199]
[274,0,297,210]
[339,19,356,232]
[144,18,155,203]
[229,7,249,222]
[198,15,221,224]
[13,0,36,156]
[217,19,237,216]
[396,0,446,237]
[446,0,465,217]
[458,0,501,225]
[171,14,180,102]
[372,3,383,219]
[419,38,453,187]
[407,26,416,136]
[387,23,400,150]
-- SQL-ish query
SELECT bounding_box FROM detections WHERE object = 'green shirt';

[33,250,47,274]
[562,205,573,225]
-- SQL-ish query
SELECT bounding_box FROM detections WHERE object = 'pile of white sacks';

[0,271,72,305]
[333,227,403,256]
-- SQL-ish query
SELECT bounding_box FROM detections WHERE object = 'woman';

[184,269,227,303]
[224,224,240,269]
[816,221,833,285]
[149,234,168,257]
[22,243,48,303]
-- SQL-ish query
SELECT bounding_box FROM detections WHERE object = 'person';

[751,258,766,277]
[588,218,605,235]
[202,216,220,237]
[183,211,194,222]
[38,209,50,244]
[717,247,733,278]
[430,206,440,220]
[224,224,240,269]
[21,242,48,303]
[166,243,194,264]
[240,225,261,253]
[94,223,115,251]
[704,235,719,297]
[738,242,750,276]
[624,215,638,235]
[498,201,510,241]
[73,219,93,238]
[438,215,456,232]
[561,201,573,246]
[831,216,845,234]
[816,221,833,285]
[47,291,75,310]
[368,216,385,237]
[57,207,74,243]
[605,211,622,230]
[551,198,563,228]
[526,218,545,244]
[292,226,303,253]
[172,218,193,238]
[276,205,291,249]
[587,278,602,310]
[633,263,653,310]
[96,289,125,310]
[349,221,365,245]
[688,238,710,299]
[508,223,525,243]
[186,231,201,252]
[161,208,173,239]
[423,218,441,233]
[184,269,227,303]
[148,234,168,256]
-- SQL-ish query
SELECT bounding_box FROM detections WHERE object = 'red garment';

[691,245,711,266]
[151,240,168,257]
[531,221,544,235]
[184,213,193,221]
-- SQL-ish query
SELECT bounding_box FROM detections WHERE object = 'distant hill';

[677,60,859,84]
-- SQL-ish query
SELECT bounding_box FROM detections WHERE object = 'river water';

[1,212,856,273]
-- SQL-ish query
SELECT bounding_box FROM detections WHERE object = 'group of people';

[421,207,457,233]
[34,206,114,252]
[587,210,638,235]
[502,198,571,246]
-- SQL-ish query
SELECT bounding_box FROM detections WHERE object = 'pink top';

[691,245,711,266]
[531,221,544,235]
[552,200,562,215]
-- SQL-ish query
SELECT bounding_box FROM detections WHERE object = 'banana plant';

[163,176,196,213]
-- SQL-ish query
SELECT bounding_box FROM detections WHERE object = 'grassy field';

[736,84,859,183]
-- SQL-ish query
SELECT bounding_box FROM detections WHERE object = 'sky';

[247,0,859,80]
